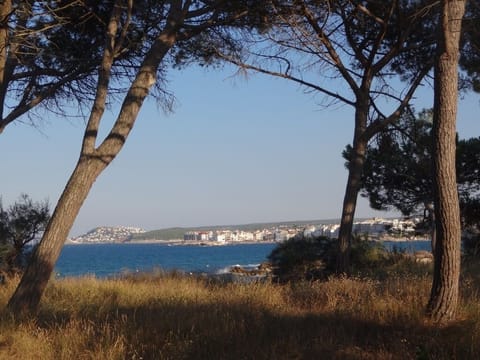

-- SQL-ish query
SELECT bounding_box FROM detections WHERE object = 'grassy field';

[0,263,479,359]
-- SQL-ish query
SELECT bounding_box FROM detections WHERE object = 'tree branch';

[215,50,356,106]
[81,0,124,153]
[300,2,360,96]
[364,65,431,141]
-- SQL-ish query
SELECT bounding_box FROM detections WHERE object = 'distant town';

[69,226,146,244]
[68,217,425,245]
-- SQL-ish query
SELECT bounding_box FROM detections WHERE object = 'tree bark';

[426,0,465,323]
[336,97,368,274]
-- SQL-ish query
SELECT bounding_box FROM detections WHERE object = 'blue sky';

[1,65,478,237]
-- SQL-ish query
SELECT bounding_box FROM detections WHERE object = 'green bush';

[350,240,388,270]
[0,194,49,273]
[267,235,336,282]
[268,234,428,282]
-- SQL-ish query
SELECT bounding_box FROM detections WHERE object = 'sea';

[54,240,431,278]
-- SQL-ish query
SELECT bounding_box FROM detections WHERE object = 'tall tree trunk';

[7,157,106,314]
[336,100,368,274]
[426,0,465,323]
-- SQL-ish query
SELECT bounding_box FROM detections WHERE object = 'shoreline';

[66,237,430,246]
[66,239,278,246]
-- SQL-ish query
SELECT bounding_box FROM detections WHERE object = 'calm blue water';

[54,240,431,278]
[55,243,277,278]
[382,240,431,253]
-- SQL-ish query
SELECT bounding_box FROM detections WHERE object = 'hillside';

[71,226,145,243]
[130,219,341,241]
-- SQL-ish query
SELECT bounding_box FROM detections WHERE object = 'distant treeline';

[130,219,342,241]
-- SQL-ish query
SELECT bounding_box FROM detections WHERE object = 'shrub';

[267,234,428,282]
[0,194,49,273]
[350,240,389,272]
[267,235,336,282]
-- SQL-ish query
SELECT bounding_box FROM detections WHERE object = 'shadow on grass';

[21,294,478,360]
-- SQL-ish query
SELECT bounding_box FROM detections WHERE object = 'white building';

[274,230,289,242]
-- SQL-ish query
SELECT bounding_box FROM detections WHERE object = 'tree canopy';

[0,0,267,133]
[352,109,480,230]
[344,109,434,216]
[0,1,106,132]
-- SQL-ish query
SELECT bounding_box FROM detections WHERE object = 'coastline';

[66,236,430,246]
[66,239,279,246]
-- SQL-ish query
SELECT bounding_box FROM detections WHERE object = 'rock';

[229,262,273,276]
[258,262,273,273]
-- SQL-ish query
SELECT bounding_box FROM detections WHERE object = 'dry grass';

[0,268,478,359]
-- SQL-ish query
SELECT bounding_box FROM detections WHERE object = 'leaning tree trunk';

[7,8,179,314]
[426,0,465,323]
[336,99,368,274]
[7,157,106,314]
